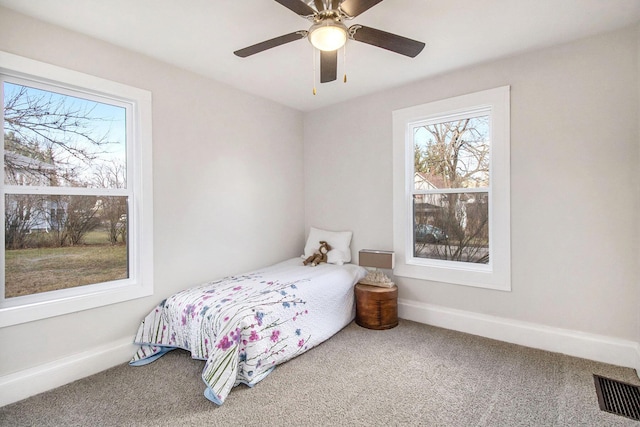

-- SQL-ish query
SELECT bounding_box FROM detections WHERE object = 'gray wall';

[0,7,305,377]
[304,25,640,341]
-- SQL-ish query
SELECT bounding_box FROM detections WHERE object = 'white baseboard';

[399,298,640,373]
[2,303,638,408]
[0,337,135,407]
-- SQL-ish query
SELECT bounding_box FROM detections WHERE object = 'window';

[0,51,153,326]
[392,86,510,290]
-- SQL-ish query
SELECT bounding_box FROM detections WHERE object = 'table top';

[356,282,397,292]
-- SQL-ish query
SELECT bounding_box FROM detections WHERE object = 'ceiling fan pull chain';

[312,46,318,95]
[343,44,347,83]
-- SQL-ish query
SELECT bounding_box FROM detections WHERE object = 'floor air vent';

[594,374,640,421]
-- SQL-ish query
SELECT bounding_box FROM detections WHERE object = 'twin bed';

[130,228,367,405]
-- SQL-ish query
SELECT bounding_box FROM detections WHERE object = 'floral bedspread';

[130,258,366,405]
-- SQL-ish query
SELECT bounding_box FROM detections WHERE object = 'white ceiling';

[1,0,640,112]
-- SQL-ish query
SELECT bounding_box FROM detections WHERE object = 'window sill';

[394,257,511,292]
[0,282,152,327]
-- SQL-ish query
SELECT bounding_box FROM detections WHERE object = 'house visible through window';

[393,86,510,291]
[0,51,153,326]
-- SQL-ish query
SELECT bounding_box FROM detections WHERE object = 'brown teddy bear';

[303,241,331,266]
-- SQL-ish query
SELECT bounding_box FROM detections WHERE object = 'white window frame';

[392,86,510,291]
[0,51,153,327]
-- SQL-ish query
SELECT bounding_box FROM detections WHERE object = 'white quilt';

[130,258,367,404]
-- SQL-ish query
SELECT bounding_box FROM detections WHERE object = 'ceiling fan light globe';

[309,21,347,51]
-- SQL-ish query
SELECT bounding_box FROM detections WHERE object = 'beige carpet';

[1,319,639,426]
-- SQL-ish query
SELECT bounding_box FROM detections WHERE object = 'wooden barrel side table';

[354,283,398,330]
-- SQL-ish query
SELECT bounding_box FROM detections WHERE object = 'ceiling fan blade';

[274,0,317,16]
[234,31,307,57]
[320,50,337,83]
[349,25,425,57]
[314,0,325,11]
[340,0,383,17]
[331,0,340,9]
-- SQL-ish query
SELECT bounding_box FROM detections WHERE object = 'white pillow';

[303,227,352,265]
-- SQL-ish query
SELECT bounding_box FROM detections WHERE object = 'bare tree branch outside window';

[3,80,129,297]
[4,83,124,186]
[413,116,490,263]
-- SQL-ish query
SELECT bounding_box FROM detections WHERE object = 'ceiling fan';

[233,0,425,84]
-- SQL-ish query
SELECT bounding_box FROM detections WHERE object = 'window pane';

[4,194,128,298]
[413,115,490,190]
[3,82,126,188]
[413,192,489,264]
